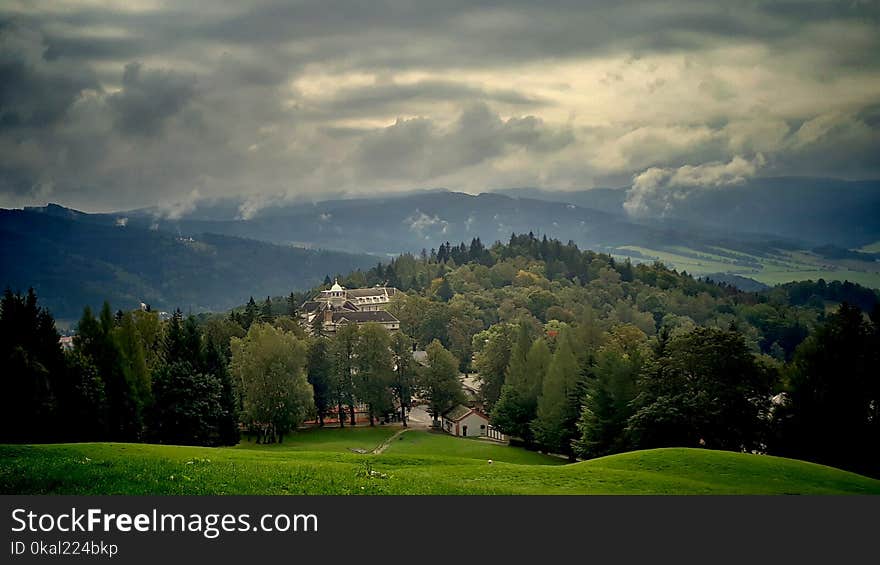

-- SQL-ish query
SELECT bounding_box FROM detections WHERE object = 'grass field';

[2,427,879,495]
[858,241,880,254]
[234,426,400,453]
[615,245,880,289]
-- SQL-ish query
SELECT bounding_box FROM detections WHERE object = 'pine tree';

[205,339,239,445]
[243,297,259,329]
[76,302,143,441]
[532,329,582,458]
[574,346,644,459]
[473,324,514,409]
[436,277,453,302]
[0,288,65,442]
[390,332,416,426]
[162,309,186,363]
[59,349,107,441]
[627,327,774,453]
[261,296,274,323]
[114,311,152,421]
[182,315,204,367]
[505,322,532,389]
[331,323,359,426]
[491,336,549,442]
[306,337,334,426]
[287,292,298,317]
[773,303,879,475]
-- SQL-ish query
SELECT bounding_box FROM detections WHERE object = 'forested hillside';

[3,233,878,480]
[0,208,377,320]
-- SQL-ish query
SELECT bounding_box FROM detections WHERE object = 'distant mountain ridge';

[493,177,880,247]
[0,207,376,320]
[5,175,878,318]
[106,189,806,257]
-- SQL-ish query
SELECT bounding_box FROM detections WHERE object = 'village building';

[440,404,505,441]
[300,280,400,335]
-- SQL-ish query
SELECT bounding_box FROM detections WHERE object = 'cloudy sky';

[1,0,879,215]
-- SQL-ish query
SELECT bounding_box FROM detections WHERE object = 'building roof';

[345,286,398,298]
[442,404,488,422]
[412,350,428,366]
[331,310,398,324]
[301,301,322,313]
[331,281,344,292]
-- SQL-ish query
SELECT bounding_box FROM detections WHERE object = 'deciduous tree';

[420,340,464,425]
[230,323,313,443]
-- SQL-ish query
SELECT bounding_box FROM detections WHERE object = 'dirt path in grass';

[372,428,410,454]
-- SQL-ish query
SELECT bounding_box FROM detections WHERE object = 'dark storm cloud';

[355,103,574,182]
[0,1,878,212]
[0,25,99,129]
[107,63,197,136]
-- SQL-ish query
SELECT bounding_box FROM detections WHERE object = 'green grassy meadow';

[615,245,880,289]
[2,427,879,495]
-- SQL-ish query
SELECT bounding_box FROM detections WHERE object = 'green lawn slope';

[2,428,878,495]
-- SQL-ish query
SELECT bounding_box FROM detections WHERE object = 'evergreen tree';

[114,311,152,422]
[331,323,359,426]
[390,332,416,427]
[627,327,775,453]
[161,309,186,363]
[491,335,549,443]
[59,349,107,440]
[306,337,334,426]
[0,288,65,442]
[505,322,532,390]
[205,339,240,445]
[574,343,645,459]
[772,303,879,476]
[261,296,274,323]
[436,277,453,303]
[287,292,298,317]
[243,297,259,329]
[182,315,204,366]
[150,360,224,445]
[76,302,143,441]
[472,324,514,409]
[531,329,583,458]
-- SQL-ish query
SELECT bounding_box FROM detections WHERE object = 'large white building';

[300,280,400,335]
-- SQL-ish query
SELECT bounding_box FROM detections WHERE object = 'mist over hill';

[5,175,880,320]
[494,177,880,248]
[113,188,806,257]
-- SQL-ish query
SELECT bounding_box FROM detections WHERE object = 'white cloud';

[405,210,449,234]
[157,188,201,220]
[624,155,764,217]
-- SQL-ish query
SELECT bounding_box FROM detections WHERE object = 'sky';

[1,0,879,216]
